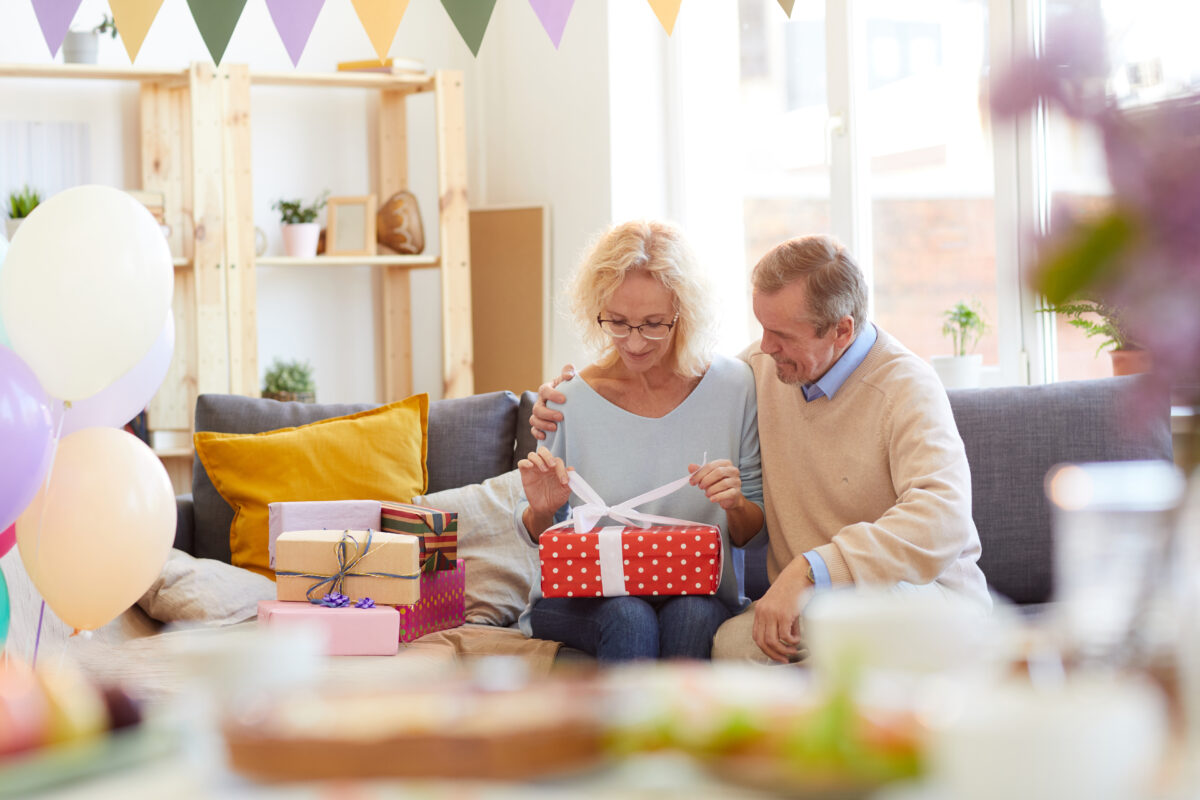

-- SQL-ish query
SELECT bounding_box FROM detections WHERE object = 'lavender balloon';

[58,311,175,437]
[0,346,54,532]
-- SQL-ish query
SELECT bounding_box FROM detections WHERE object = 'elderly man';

[532,234,988,663]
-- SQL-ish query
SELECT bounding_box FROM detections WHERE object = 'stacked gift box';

[260,501,466,655]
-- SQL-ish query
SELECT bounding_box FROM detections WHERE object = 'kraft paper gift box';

[539,524,722,599]
[397,559,466,642]
[379,501,458,572]
[257,600,400,656]
[275,529,421,606]
[267,500,383,569]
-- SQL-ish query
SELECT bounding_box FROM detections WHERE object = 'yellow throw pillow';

[194,395,429,578]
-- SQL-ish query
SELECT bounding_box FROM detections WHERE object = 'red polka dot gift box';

[539,525,722,599]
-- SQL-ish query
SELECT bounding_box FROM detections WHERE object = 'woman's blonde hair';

[568,220,716,377]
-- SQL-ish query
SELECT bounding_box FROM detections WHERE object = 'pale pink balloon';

[58,311,175,436]
[16,427,175,631]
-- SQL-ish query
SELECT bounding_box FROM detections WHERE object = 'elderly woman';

[516,220,764,661]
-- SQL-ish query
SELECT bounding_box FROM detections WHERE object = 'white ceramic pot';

[932,354,982,389]
[280,223,320,258]
[62,31,99,65]
[4,218,23,242]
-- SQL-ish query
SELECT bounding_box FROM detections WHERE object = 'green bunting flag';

[440,0,498,57]
[186,0,248,65]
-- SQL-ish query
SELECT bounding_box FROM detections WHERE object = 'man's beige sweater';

[747,327,989,607]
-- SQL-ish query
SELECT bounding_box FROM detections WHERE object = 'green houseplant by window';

[1040,299,1147,376]
[932,300,988,389]
[5,185,41,240]
[262,358,316,403]
[273,192,328,258]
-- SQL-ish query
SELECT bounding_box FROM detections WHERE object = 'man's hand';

[517,446,571,540]
[688,459,746,510]
[529,364,576,440]
[752,560,814,663]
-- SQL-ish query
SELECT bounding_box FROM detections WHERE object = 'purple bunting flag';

[528,0,575,49]
[265,0,326,67]
[31,0,83,56]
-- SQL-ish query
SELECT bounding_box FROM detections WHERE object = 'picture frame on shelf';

[325,195,377,256]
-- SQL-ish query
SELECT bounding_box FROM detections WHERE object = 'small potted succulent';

[1041,298,1146,376]
[6,185,41,240]
[932,300,987,389]
[272,192,328,258]
[63,14,118,65]
[262,358,316,403]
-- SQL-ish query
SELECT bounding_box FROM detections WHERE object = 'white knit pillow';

[416,470,538,627]
[137,549,276,626]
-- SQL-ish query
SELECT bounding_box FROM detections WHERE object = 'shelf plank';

[153,447,193,459]
[172,257,190,268]
[0,62,187,83]
[256,255,439,268]
[250,70,435,92]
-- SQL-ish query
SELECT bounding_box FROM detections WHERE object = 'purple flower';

[354,597,376,609]
[320,592,350,608]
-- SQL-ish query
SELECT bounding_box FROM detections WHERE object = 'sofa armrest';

[174,493,195,555]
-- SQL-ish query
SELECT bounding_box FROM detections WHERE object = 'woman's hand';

[518,446,571,540]
[688,459,745,510]
[689,459,765,547]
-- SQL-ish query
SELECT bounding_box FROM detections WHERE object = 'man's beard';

[774,361,804,386]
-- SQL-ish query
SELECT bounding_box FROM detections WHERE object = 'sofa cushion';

[947,376,1171,604]
[191,391,522,563]
[194,396,429,576]
[513,391,540,469]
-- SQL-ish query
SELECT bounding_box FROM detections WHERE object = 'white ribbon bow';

[549,455,708,534]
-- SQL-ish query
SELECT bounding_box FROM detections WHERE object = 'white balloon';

[0,185,173,401]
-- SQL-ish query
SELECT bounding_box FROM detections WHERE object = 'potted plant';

[1040,299,1146,376]
[932,300,987,389]
[63,14,117,65]
[6,185,41,240]
[262,358,316,403]
[272,192,328,258]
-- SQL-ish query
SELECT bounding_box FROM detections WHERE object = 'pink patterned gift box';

[397,559,466,643]
[257,600,400,656]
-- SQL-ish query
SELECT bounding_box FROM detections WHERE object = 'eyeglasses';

[596,313,679,340]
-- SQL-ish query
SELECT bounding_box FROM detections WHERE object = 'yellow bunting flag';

[349,0,411,61]
[777,0,796,16]
[646,0,682,35]
[108,0,164,63]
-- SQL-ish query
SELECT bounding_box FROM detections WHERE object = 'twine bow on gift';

[557,453,709,533]
[274,529,419,603]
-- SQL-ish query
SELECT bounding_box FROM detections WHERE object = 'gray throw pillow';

[138,549,276,626]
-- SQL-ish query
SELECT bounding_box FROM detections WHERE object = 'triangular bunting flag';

[109,0,165,63]
[441,0,498,57]
[186,0,248,65]
[646,0,681,35]
[528,0,574,49]
[349,0,411,61]
[266,0,325,66]
[31,0,83,56]
[777,0,796,16]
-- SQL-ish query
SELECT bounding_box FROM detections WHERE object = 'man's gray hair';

[751,234,867,337]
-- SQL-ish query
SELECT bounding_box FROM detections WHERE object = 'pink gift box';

[397,559,466,643]
[267,500,383,569]
[257,600,400,656]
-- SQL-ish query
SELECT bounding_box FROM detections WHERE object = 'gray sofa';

[176,376,1171,607]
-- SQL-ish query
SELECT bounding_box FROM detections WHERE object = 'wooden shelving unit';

[1,62,474,494]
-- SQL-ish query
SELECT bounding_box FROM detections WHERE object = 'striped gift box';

[379,501,458,572]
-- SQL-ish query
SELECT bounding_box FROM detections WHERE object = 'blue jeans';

[529,595,731,662]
